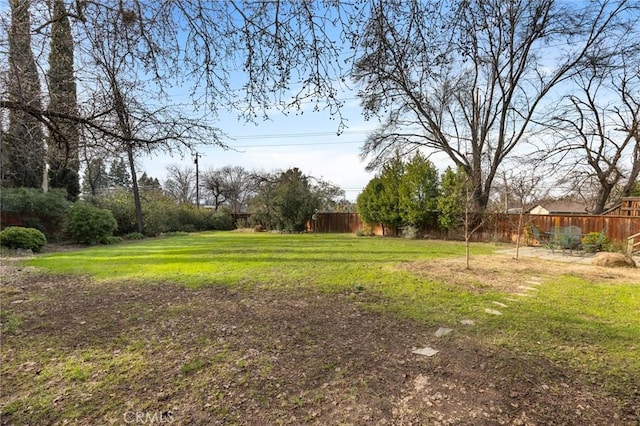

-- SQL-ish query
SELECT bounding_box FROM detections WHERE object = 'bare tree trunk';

[111,77,144,234]
[593,183,614,214]
[463,180,487,270]
[126,143,144,234]
[514,211,523,260]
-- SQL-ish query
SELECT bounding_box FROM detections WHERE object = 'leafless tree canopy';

[1,0,355,144]
[201,166,258,214]
[163,164,197,205]
[352,0,636,215]
[545,25,640,212]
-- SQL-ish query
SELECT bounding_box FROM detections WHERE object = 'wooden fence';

[306,213,376,234]
[306,212,640,244]
[477,214,640,244]
[604,197,640,216]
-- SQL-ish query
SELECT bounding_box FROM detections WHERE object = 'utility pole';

[194,152,200,208]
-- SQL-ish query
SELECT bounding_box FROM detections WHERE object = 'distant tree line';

[81,161,352,234]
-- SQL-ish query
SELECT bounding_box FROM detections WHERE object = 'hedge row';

[1,188,235,249]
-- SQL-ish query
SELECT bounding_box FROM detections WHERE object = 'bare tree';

[75,3,223,232]
[501,168,548,260]
[201,166,257,213]
[352,0,634,219]
[201,168,228,211]
[461,176,489,270]
[548,30,640,213]
[1,1,354,144]
[164,164,197,205]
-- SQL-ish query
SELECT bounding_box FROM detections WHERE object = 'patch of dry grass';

[401,254,640,294]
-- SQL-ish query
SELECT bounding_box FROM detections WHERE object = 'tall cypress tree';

[47,0,80,200]
[3,0,46,188]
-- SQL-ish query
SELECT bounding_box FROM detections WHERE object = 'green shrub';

[65,203,117,245]
[0,227,47,252]
[143,208,169,237]
[0,188,70,219]
[0,188,70,237]
[175,206,202,231]
[101,236,123,245]
[95,189,232,236]
[210,210,234,230]
[124,232,145,240]
[95,189,137,235]
[581,231,612,253]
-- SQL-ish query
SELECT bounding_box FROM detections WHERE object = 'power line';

[229,129,370,140]
[231,140,363,148]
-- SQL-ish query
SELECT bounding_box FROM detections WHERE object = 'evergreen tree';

[375,156,404,232]
[47,0,80,200]
[82,158,109,197]
[272,168,319,232]
[356,155,404,235]
[138,172,162,192]
[108,158,132,188]
[3,0,46,188]
[399,152,440,228]
[437,166,467,232]
[248,168,326,232]
[357,176,385,225]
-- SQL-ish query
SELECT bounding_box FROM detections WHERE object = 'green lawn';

[4,231,639,421]
[26,232,486,285]
[26,232,500,323]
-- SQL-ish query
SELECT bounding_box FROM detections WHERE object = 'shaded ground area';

[1,261,637,425]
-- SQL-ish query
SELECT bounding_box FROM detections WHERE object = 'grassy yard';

[1,231,639,424]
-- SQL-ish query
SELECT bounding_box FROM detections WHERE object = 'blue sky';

[140,94,380,201]
[139,91,458,201]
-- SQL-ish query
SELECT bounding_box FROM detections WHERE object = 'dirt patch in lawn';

[1,261,638,425]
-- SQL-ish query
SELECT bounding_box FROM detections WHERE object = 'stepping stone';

[527,280,542,286]
[434,327,453,337]
[460,319,475,326]
[514,293,533,297]
[412,347,439,357]
[492,301,508,308]
[485,308,503,315]
[518,285,538,291]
